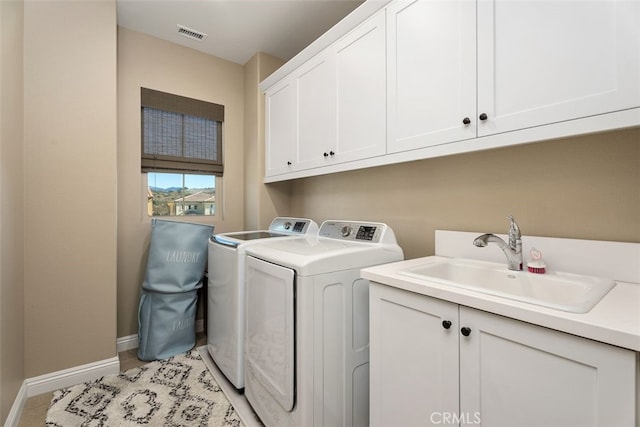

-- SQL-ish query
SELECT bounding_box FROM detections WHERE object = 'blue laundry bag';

[137,219,214,361]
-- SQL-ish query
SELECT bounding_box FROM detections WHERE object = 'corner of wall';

[243,52,292,230]
[0,0,26,424]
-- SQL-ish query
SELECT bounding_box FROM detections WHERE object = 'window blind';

[141,88,224,175]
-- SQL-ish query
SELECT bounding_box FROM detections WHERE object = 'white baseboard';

[116,334,139,353]
[8,319,206,426]
[4,357,120,426]
[116,319,205,353]
[4,382,27,427]
[25,356,121,398]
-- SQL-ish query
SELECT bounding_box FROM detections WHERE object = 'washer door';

[246,256,295,412]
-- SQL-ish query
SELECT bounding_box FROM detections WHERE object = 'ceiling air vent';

[177,24,208,42]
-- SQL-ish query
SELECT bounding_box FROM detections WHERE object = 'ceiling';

[116,0,365,65]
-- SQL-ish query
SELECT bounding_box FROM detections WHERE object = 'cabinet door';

[296,52,337,170]
[387,0,476,154]
[264,79,296,176]
[477,0,640,137]
[370,283,459,427]
[459,307,637,427]
[334,10,387,164]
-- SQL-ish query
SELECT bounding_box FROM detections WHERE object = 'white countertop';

[362,256,640,352]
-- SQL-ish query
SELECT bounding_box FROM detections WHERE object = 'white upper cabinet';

[296,52,337,170]
[265,78,296,176]
[334,10,387,163]
[298,10,386,169]
[388,0,640,151]
[262,0,639,181]
[263,10,386,177]
[387,0,477,153]
[478,0,640,136]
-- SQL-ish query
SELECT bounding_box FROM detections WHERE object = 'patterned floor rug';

[45,349,244,427]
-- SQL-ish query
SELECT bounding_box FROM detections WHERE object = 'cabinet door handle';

[462,117,471,125]
[287,161,292,166]
[442,320,452,329]
[461,326,472,336]
[479,113,488,121]
[329,151,335,156]
[323,152,329,158]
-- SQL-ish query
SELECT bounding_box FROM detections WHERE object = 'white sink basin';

[399,258,615,313]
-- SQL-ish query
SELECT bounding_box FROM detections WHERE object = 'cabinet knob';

[323,152,329,157]
[442,320,452,329]
[329,151,335,156]
[461,326,472,337]
[479,113,488,121]
[287,161,292,166]
[462,117,471,125]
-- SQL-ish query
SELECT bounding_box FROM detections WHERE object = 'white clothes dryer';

[244,220,404,427]
[207,217,318,389]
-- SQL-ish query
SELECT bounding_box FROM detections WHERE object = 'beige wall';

[290,128,640,259]
[117,28,245,338]
[244,52,291,230]
[0,0,25,422]
[23,0,118,377]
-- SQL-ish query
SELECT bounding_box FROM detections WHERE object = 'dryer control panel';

[319,221,392,243]
[269,217,319,235]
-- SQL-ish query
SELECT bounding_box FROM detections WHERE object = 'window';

[141,88,223,216]
[147,172,216,217]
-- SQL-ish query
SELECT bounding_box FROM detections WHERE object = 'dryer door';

[246,256,295,412]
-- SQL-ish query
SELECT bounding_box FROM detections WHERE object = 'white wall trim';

[9,320,206,425]
[4,381,27,427]
[116,333,139,353]
[25,356,120,398]
[5,357,120,426]
[116,318,205,353]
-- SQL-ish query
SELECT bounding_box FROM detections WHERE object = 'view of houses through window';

[147,172,215,216]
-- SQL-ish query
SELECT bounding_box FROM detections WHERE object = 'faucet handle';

[506,215,521,240]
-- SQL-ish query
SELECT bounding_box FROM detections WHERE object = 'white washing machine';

[207,217,318,390]
[244,220,404,427]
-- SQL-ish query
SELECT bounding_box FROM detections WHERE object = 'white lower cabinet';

[370,283,637,427]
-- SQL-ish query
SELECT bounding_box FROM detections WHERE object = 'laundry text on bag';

[166,250,200,263]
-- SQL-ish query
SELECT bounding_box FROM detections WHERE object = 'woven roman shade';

[141,88,224,175]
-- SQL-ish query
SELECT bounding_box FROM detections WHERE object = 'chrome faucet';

[473,215,523,271]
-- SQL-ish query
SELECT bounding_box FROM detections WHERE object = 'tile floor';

[17,333,207,426]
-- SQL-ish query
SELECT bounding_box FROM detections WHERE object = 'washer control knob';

[341,225,352,237]
[283,221,292,230]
